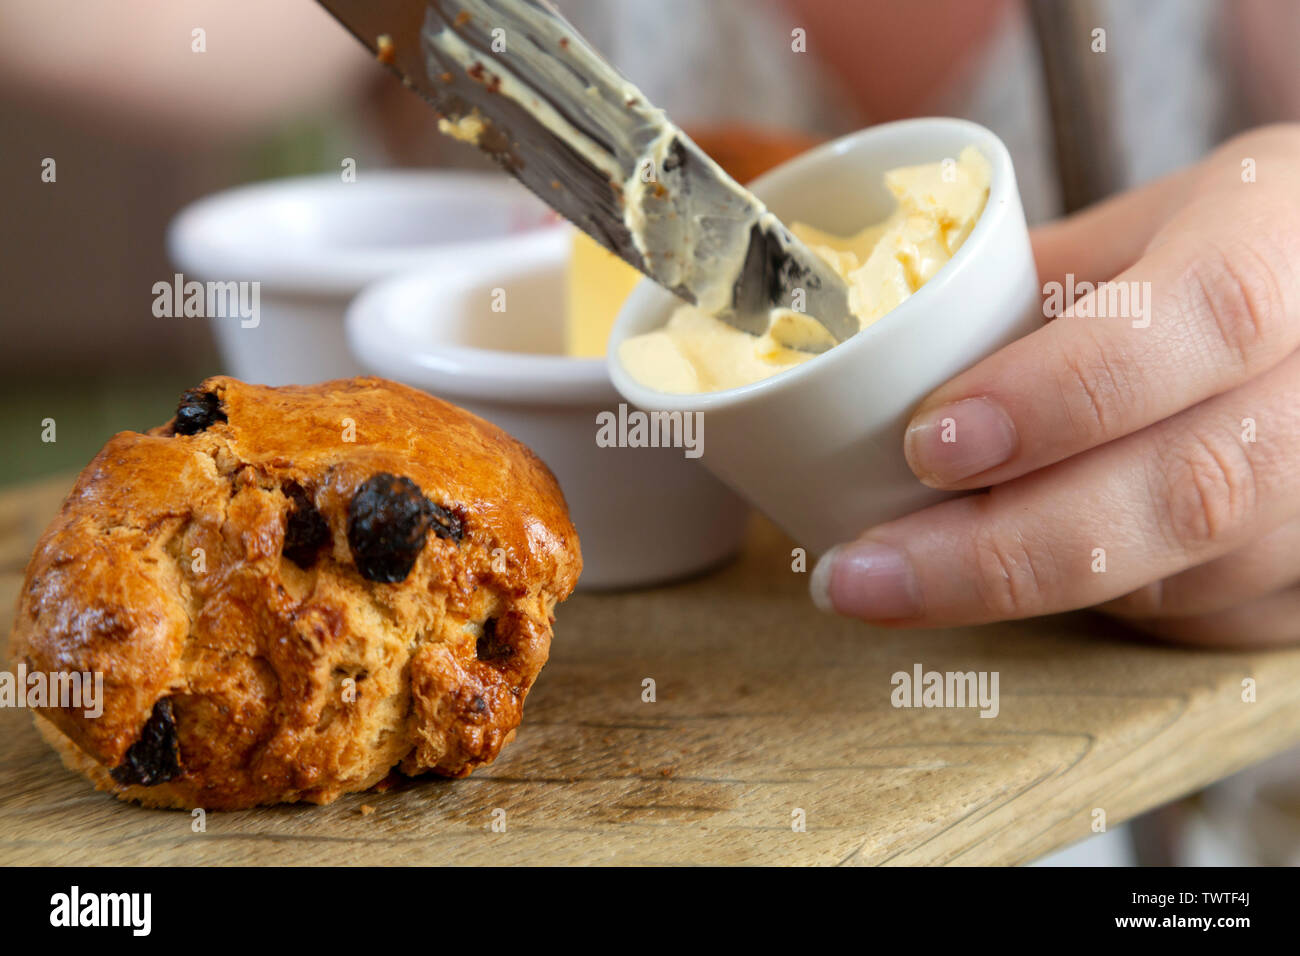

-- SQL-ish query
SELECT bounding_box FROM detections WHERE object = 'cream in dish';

[618,147,991,393]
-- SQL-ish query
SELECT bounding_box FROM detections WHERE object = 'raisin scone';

[9,376,581,809]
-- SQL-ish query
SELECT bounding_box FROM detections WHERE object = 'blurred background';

[2,0,1300,864]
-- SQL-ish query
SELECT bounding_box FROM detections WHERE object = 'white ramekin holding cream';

[608,118,1042,555]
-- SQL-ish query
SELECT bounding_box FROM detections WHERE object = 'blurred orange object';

[686,125,824,184]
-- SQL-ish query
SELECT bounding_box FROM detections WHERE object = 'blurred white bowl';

[345,228,749,590]
[167,170,557,385]
[608,118,1041,554]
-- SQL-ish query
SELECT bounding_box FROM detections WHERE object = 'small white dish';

[346,228,750,590]
[608,118,1041,555]
[167,170,557,385]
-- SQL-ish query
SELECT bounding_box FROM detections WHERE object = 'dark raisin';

[110,698,181,786]
[173,389,227,435]
[347,473,432,583]
[282,482,330,569]
[427,501,464,543]
[476,618,511,661]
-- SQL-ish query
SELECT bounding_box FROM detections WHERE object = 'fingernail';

[810,546,839,613]
[905,397,1018,486]
[810,540,922,620]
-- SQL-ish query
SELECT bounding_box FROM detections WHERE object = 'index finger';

[903,130,1300,490]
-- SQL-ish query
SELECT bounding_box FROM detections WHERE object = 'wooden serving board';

[2,474,1299,865]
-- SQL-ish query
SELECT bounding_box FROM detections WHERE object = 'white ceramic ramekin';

[345,228,750,590]
[167,171,557,385]
[608,118,1041,555]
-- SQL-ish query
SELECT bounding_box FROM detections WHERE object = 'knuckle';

[970,523,1054,619]
[1102,581,1167,619]
[1054,337,1135,439]
[1153,429,1259,554]
[1184,240,1286,371]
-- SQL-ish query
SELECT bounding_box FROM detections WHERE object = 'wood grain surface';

[3,474,1299,866]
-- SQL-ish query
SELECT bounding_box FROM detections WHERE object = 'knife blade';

[315,0,857,345]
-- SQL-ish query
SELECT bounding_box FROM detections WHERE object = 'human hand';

[811,125,1300,647]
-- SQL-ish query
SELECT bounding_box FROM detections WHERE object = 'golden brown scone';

[9,376,580,809]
